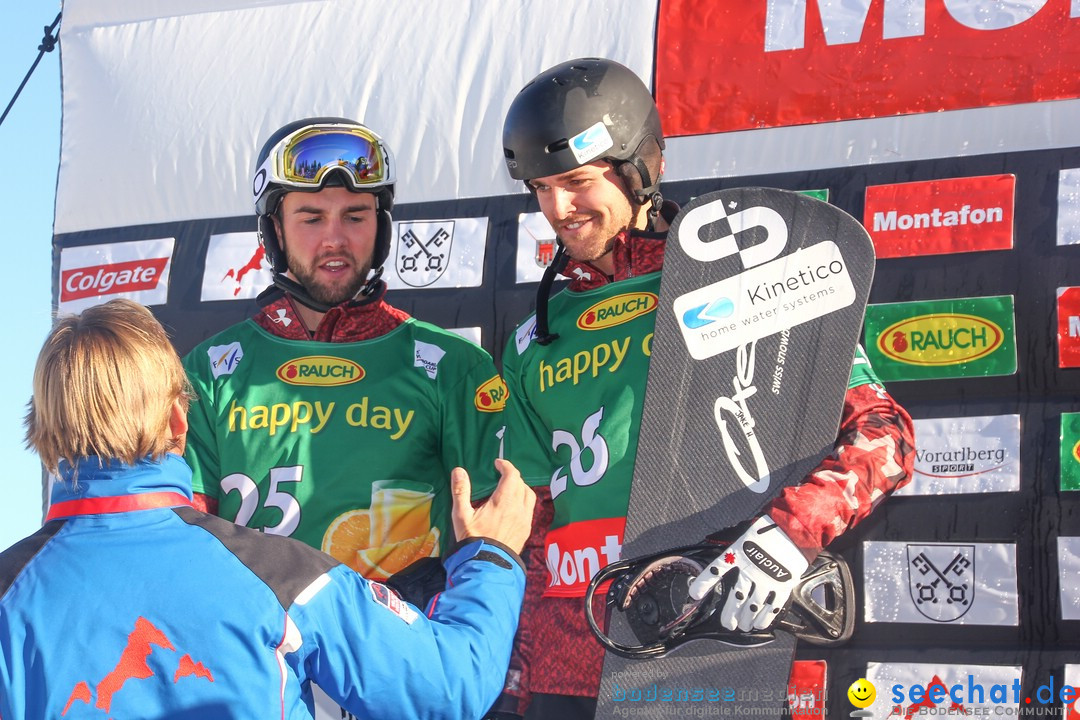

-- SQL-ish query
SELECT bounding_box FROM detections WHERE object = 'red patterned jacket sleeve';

[767,382,915,557]
[492,485,553,714]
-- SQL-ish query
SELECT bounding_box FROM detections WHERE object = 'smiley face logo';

[847,678,876,708]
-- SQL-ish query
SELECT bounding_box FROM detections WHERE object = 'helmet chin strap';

[647,190,664,218]
[360,266,384,296]
[271,273,335,314]
[271,265,384,315]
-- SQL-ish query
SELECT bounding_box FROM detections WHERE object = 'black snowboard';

[594,188,875,716]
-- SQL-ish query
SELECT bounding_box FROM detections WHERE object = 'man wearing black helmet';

[182,119,507,586]
[497,59,914,718]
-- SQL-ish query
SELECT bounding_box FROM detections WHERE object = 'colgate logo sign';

[657,2,1080,135]
[61,258,169,302]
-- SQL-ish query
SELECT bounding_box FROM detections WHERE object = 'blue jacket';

[0,454,524,719]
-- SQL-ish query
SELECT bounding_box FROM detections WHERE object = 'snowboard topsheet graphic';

[594,188,876,717]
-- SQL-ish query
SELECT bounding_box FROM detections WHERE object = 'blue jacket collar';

[52,454,194,506]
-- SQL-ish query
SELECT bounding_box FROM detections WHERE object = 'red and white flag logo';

[1057,287,1080,368]
[200,232,272,302]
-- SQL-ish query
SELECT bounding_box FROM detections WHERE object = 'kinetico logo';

[276,356,364,386]
[877,314,1003,366]
[474,375,509,413]
[682,296,735,329]
[576,292,658,331]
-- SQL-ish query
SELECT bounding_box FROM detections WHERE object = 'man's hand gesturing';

[451,459,536,554]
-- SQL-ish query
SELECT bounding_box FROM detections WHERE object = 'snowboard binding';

[585,539,855,659]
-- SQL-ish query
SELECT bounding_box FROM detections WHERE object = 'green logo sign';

[1061,413,1080,491]
[863,295,1016,382]
[799,188,829,202]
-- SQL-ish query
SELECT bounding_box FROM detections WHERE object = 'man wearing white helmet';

[495,59,915,719]
[183,118,507,585]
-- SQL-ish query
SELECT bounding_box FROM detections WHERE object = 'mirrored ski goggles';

[253,125,392,203]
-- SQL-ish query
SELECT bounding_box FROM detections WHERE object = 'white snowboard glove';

[687,516,809,632]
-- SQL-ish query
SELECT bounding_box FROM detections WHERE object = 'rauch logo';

[576,293,658,331]
[276,356,364,386]
[474,375,509,413]
[877,314,1003,366]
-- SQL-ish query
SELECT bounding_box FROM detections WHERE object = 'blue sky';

[0,2,62,549]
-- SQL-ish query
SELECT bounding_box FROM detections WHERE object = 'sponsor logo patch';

[535,238,555,267]
[58,238,175,312]
[876,314,1004,366]
[201,232,272,302]
[61,258,169,302]
[788,660,827,717]
[656,3,1080,135]
[743,540,792,581]
[1061,413,1080,491]
[901,415,1020,496]
[368,582,418,624]
[276,356,364,386]
[674,241,856,360]
[414,340,446,379]
[515,315,538,355]
[576,292,658,331]
[569,121,614,165]
[208,342,244,379]
[907,544,975,622]
[863,541,1018,626]
[864,296,1016,381]
[1058,539,1080,620]
[61,255,169,302]
[543,517,625,598]
[474,375,508,412]
[1058,287,1080,368]
[864,174,1015,258]
[866,662,1021,718]
[516,212,558,284]
[396,221,454,287]
[1058,168,1080,246]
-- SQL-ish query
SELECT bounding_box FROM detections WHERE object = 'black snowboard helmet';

[252,117,395,309]
[502,58,665,205]
[503,59,666,345]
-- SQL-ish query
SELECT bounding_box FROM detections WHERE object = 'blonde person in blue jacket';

[0,298,533,720]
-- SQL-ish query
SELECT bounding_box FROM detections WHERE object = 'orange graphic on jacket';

[62,616,214,715]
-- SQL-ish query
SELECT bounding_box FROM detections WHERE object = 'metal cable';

[0,12,62,129]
